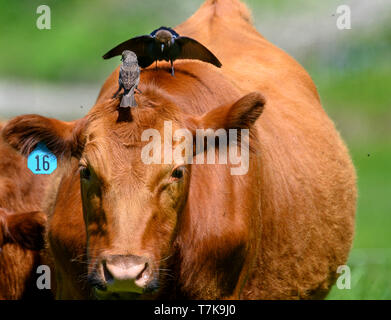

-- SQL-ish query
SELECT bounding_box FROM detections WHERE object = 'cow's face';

[79,107,192,298]
[2,91,265,299]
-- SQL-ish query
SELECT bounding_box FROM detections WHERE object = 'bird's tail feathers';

[120,93,131,108]
[130,93,137,107]
[120,90,137,108]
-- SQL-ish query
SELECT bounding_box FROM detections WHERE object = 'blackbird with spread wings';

[102,27,222,76]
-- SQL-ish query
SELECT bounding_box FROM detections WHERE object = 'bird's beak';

[161,44,164,53]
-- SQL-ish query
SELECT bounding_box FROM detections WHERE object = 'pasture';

[0,0,390,299]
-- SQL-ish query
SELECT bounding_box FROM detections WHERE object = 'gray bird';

[114,50,140,107]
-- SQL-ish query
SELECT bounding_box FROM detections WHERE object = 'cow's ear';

[195,92,265,130]
[4,211,47,251]
[2,115,87,158]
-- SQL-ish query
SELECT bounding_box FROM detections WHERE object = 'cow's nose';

[102,255,151,293]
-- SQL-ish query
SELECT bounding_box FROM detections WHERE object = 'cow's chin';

[93,287,143,300]
[93,286,160,300]
[89,268,161,300]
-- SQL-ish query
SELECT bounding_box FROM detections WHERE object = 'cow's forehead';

[81,123,164,185]
[86,87,183,143]
[81,95,185,180]
[85,108,179,147]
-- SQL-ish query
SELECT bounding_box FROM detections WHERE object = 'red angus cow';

[2,0,356,299]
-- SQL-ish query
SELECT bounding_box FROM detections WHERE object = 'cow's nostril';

[102,260,114,283]
[136,262,148,281]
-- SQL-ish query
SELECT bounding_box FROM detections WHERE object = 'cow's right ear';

[1,115,87,158]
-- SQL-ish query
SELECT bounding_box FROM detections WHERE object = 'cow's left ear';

[193,92,266,131]
[2,115,87,158]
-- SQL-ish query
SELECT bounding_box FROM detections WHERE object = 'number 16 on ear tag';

[28,142,57,174]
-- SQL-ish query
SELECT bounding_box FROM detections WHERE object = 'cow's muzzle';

[91,254,159,298]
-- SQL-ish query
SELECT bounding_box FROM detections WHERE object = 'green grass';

[327,249,391,299]
[351,144,391,249]
[303,24,391,297]
[309,32,391,299]
[326,143,391,299]
[0,0,202,82]
[0,0,346,82]
[314,66,391,116]
[306,26,391,299]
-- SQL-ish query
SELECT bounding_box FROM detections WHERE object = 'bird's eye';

[80,166,91,181]
[171,166,185,181]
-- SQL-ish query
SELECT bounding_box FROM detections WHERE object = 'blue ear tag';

[27,142,57,175]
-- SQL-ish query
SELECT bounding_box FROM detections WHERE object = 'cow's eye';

[80,167,91,180]
[171,166,185,180]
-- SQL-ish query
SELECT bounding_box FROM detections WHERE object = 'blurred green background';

[0,0,390,299]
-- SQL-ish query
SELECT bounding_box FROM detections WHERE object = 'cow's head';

[0,208,46,251]
[2,88,265,299]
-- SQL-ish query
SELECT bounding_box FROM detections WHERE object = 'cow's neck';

[172,155,262,299]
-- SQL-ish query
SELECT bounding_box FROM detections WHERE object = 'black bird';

[113,50,140,108]
[103,26,222,76]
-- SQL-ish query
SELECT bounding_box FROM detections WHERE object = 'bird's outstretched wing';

[102,35,155,68]
[175,37,222,68]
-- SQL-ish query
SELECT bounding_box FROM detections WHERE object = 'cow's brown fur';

[2,0,356,299]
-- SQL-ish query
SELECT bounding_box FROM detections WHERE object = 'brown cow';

[2,0,356,299]
[0,127,52,300]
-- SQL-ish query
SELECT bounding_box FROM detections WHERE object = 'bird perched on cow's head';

[103,26,222,76]
[113,50,141,108]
